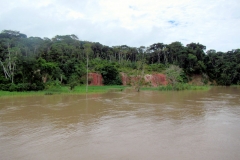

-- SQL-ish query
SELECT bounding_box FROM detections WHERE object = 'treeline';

[0,30,239,91]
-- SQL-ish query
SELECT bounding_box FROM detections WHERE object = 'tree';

[37,57,57,83]
[1,30,27,38]
[0,42,19,83]
[149,43,165,64]
[166,41,185,64]
[91,42,103,58]
[185,43,207,74]
[99,63,121,85]
[165,65,183,86]
[1,29,240,89]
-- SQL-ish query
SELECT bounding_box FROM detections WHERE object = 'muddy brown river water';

[0,87,240,160]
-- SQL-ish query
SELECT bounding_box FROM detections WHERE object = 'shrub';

[99,64,122,85]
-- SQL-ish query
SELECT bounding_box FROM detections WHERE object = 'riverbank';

[0,85,126,97]
[1,84,237,97]
[141,84,211,91]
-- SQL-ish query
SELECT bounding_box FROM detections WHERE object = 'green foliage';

[37,57,57,75]
[158,83,210,91]
[165,65,184,85]
[44,79,61,89]
[145,63,166,73]
[0,85,127,97]
[73,85,125,93]
[0,74,10,84]
[68,74,79,90]
[89,58,105,72]
[0,83,11,91]
[141,83,210,91]
[0,29,240,93]
[98,63,122,85]
[0,82,44,92]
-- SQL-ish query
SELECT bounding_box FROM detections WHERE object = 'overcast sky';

[0,0,239,52]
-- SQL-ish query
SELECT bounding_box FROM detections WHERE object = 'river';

[0,87,240,160]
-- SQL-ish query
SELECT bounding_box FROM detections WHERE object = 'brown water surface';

[0,87,240,160]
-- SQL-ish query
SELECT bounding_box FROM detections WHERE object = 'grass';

[0,83,212,98]
[0,85,126,97]
[230,85,240,87]
[72,85,126,93]
[0,90,45,97]
[141,83,211,91]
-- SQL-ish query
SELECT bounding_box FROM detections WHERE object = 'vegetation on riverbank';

[0,30,240,93]
[141,83,210,91]
[0,85,126,97]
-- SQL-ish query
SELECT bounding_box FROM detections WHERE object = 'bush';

[31,82,44,91]
[0,83,11,91]
[16,83,30,91]
[68,75,79,90]
[0,82,44,92]
[44,80,61,89]
[0,75,10,84]
[158,83,209,91]
[99,64,122,85]
[9,83,17,92]
[146,63,166,72]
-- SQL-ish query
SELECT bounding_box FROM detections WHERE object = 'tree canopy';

[0,29,239,91]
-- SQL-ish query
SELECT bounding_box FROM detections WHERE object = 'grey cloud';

[0,0,239,52]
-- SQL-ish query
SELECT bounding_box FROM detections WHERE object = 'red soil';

[88,72,167,87]
[88,73,103,86]
[121,73,167,87]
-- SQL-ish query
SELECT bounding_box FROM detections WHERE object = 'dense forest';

[0,30,239,91]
